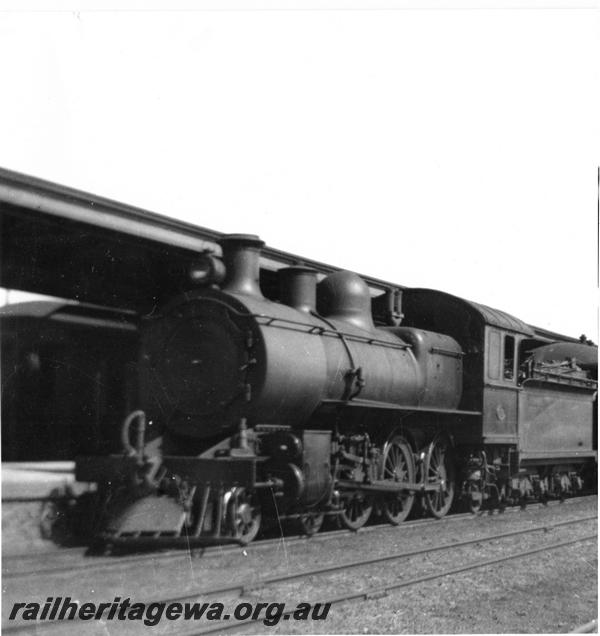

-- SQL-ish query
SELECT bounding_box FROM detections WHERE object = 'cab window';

[504,335,515,380]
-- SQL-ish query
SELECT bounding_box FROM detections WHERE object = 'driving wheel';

[424,434,455,519]
[381,435,415,524]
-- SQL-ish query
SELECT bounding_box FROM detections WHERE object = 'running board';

[320,398,480,417]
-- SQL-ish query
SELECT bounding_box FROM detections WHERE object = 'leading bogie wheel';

[424,434,455,519]
[381,435,415,525]
[227,488,262,545]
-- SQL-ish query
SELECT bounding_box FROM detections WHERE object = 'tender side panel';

[518,386,595,460]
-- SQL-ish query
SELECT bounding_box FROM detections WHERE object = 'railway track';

[187,536,597,636]
[178,513,598,636]
[3,508,596,635]
[3,494,596,581]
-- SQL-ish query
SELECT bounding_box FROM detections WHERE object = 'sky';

[0,1,598,339]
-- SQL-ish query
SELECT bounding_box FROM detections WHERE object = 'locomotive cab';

[401,288,597,507]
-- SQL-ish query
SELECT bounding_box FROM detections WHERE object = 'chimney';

[278,266,317,313]
[219,234,265,297]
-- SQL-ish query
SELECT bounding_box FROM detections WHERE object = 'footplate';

[106,535,245,549]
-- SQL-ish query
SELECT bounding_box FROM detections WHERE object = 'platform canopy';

[0,168,581,344]
[0,168,400,314]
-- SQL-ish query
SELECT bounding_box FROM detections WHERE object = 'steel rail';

[183,533,598,636]
[3,494,596,580]
[190,515,598,598]
[3,514,595,635]
[3,494,593,579]
[2,510,459,580]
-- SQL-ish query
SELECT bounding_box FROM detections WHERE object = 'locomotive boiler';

[141,234,462,439]
[76,234,597,547]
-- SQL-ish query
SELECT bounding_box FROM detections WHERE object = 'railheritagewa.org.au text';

[9,596,331,627]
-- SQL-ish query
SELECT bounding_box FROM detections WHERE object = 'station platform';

[2,461,79,500]
[2,462,93,555]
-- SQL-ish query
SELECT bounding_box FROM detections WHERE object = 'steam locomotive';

[76,234,597,547]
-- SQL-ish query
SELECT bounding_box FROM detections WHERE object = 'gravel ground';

[250,528,596,634]
[3,497,597,635]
